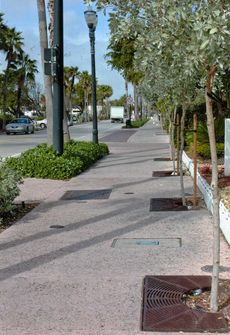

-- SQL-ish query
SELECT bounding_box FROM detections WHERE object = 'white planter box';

[182,151,230,245]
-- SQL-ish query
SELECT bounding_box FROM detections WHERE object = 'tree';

[64,66,80,112]
[106,14,143,118]
[15,51,38,117]
[97,84,113,119]
[1,25,23,129]
[76,71,92,121]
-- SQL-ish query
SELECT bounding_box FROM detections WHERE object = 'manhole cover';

[50,225,64,229]
[201,265,230,273]
[111,238,181,248]
[142,275,228,332]
[150,198,188,211]
[152,170,174,177]
[124,192,134,195]
[61,189,112,200]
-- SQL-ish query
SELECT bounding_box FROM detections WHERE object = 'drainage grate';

[61,189,112,200]
[150,198,188,211]
[142,275,229,332]
[152,170,174,177]
[111,238,181,248]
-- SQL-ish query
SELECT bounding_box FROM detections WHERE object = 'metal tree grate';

[152,170,174,177]
[150,198,188,211]
[153,157,172,161]
[100,130,137,142]
[142,275,229,332]
[61,189,112,200]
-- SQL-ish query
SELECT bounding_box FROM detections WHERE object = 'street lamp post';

[84,7,98,143]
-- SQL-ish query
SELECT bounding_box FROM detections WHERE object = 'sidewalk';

[0,120,229,335]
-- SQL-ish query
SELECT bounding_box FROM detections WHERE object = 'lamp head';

[84,6,98,30]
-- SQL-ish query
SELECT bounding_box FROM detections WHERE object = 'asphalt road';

[0,120,123,158]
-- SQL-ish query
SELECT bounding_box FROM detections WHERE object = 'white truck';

[110,106,126,123]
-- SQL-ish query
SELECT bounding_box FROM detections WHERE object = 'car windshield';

[11,119,27,124]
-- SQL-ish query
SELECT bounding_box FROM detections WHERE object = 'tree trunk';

[133,83,139,120]
[37,0,53,146]
[176,113,180,175]
[139,95,143,120]
[125,79,129,118]
[205,66,220,313]
[170,106,177,174]
[179,104,186,206]
[16,84,22,118]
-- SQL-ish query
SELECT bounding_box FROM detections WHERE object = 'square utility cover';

[61,189,112,200]
[111,238,181,248]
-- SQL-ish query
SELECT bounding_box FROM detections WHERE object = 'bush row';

[4,141,109,180]
[131,118,149,128]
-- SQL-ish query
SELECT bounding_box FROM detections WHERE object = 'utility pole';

[53,0,64,154]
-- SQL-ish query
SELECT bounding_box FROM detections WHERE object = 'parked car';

[36,118,47,129]
[36,118,73,129]
[6,118,35,135]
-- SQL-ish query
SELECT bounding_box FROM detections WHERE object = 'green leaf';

[200,40,209,50]
[209,28,218,34]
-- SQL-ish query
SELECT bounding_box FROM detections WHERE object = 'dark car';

[6,118,35,135]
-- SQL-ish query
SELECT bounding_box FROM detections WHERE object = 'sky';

[0,0,126,99]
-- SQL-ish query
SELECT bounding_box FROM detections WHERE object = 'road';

[0,120,122,158]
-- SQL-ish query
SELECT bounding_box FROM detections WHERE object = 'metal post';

[176,113,180,175]
[53,0,64,154]
[193,112,198,206]
[89,27,98,143]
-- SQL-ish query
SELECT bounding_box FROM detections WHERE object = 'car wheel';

[6,132,10,135]
[40,123,46,129]
[25,127,29,134]
[31,127,35,134]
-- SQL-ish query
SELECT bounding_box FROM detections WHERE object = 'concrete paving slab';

[0,120,229,335]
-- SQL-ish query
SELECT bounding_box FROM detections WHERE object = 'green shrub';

[130,118,148,128]
[185,117,225,147]
[4,141,109,180]
[0,159,23,214]
[197,142,224,158]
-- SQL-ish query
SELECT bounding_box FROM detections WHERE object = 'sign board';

[225,119,230,176]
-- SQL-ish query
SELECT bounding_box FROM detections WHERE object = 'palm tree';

[97,85,113,119]
[64,66,80,112]
[1,27,23,129]
[78,71,92,121]
[15,51,38,117]
[0,13,8,51]
[37,0,53,146]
